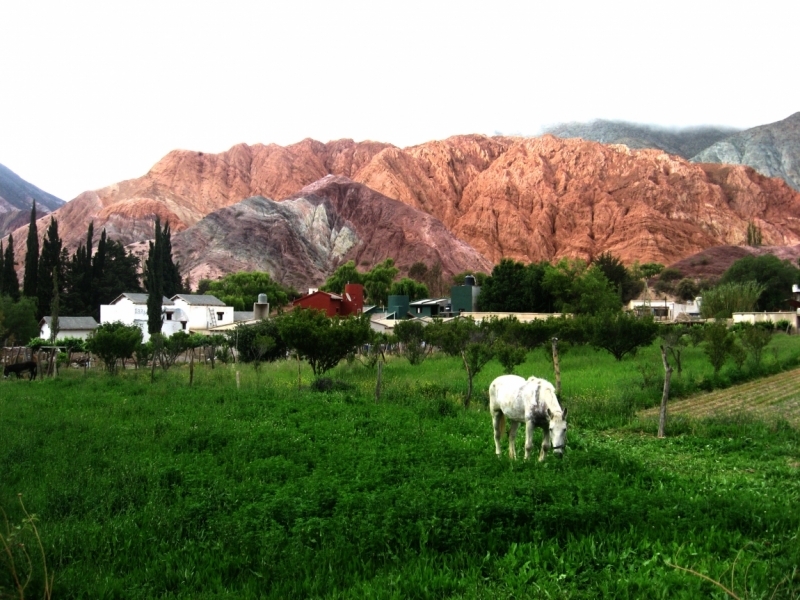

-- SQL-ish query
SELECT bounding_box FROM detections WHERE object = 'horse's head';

[546,404,568,457]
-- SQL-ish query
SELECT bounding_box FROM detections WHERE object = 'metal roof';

[39,316,99,329]
[409,298,450,306]
[171,294,226,306]
[109,293,174,305]
[234,311,254,322]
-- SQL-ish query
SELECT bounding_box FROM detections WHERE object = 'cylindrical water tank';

[258,293,268,304]
[465,275,476,286]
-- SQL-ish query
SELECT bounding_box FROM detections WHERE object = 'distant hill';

[0,162,64,237]
[692,112,800,191]
[543,120,739,159]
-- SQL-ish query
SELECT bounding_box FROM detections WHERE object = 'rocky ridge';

[692,112,800,191]
[0,162,64,238]
[5,132,800,291]
[172,176,493,289]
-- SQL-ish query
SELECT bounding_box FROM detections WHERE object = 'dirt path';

[639,368,800,427]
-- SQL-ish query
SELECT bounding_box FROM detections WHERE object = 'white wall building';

[170,294,234,332]
[39,316,99,341]
[628,297,702,321]
[100,293,185,342]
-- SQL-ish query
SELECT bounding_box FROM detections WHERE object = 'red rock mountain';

[172,176,492,290]
[5,134,800,289]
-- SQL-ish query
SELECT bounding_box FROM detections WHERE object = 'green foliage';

[133,341,154,369]
[230,319,286,364]
[393,319,430,365]
[197,271,293,311]
[36,217,63,320]
[720,254,799,311]
[0,295,38,346]
[675,278,700,301]
[278,310,371,376]
[584,311,659,361]
[158,331,194,371]
[703,321,735,376]
[23,201,39,299]
[636,261,665,279]
[494,339,527,374]
[592,251,644,303]
[85,321,143,374]
[1,235,20,301]
[659,268,683,283]
[388,277,429,302]
[700,281,766,318]
[2,352,800,598]
[26,337,49,351]
[746,220,763,247]
[144,218,166,335]
[736,323,772,368]
[321,260,364,293]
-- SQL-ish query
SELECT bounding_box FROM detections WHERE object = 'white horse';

[489,374,568,461]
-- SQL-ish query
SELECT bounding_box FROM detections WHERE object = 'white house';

[628,297,702,321]
[100,293,185,342]
[169,294,234,332]
[39,316,99,341]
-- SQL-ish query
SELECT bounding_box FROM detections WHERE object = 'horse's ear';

[546,407,553,419]
[562,406,568,419]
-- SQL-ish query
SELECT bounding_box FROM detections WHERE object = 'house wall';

[171,300,234,330]
[733,311,799,330]
[342,284,364,316]
[39,325,96,341]
[100,300,185,342]
[295,293,340,317]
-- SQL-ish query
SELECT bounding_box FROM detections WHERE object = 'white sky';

[1,0,798,201]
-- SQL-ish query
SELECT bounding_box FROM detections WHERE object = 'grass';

[1,338,800,598]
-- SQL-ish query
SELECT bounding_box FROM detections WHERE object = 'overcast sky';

[2,0,798,201]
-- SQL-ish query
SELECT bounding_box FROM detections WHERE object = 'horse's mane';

[528,376,562,416]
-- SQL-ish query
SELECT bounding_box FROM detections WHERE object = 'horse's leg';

[492,411,505,457]
[508,421,520,460]
[524,420,535,460]
[539,428,551,462]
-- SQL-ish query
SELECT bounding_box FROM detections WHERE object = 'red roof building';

[292,283,364,317]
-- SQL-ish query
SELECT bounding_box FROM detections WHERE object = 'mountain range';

[2,112,800,291]
[0,163,64,241]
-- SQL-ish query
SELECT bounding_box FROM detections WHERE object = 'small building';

[39,316,99,341]
[387,295,411,320]
[292,284,364,317]
[170,294,235,332]
[100,293,235,341]
[628,297,702,321]
[409,298,450,318]
[451,276,481,314]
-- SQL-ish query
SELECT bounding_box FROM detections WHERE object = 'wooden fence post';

[551,337,561,396]
[658,345,673,439]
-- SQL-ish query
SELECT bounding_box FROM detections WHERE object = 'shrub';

[85,322,143,374]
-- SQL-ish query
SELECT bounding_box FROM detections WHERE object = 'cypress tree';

[160,221,182,297]
[2,234,20,301]
[0,239,4,296]
[145,218,164,335]
[50,269,60,343]
[37,218,63,318]
[23,201,39,298]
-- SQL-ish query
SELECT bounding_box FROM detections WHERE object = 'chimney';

[253,293,270,320]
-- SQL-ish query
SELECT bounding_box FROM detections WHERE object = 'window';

[165,312,173,321]
[216,312,224,321]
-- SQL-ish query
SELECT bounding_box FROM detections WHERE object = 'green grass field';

[2,338,800,598]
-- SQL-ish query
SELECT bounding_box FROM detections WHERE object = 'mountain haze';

[692,112,800,191]
[543,120,739,159]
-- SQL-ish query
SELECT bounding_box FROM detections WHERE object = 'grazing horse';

[3,361,37,381]
[489,374,568,461]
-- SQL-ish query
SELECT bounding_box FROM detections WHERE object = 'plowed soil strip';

[639,368,800,427]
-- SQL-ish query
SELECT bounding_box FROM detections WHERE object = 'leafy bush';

[85,322,143,374]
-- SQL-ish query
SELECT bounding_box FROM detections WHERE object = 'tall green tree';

[278,309,371,376]
[720,254,798,311]
[388,277,429,301]
[23,201,39,298]
[1,234,20,301]
[0,295,38,345]
[145,218,165,335]
[363,259,399,307]
[49,270,60,342]
[592,251,643,304]
[0,239,4,296]
[37,217,63,318]
[63,222,94,316]
[197,271,293,311]
[160,221,183,297]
